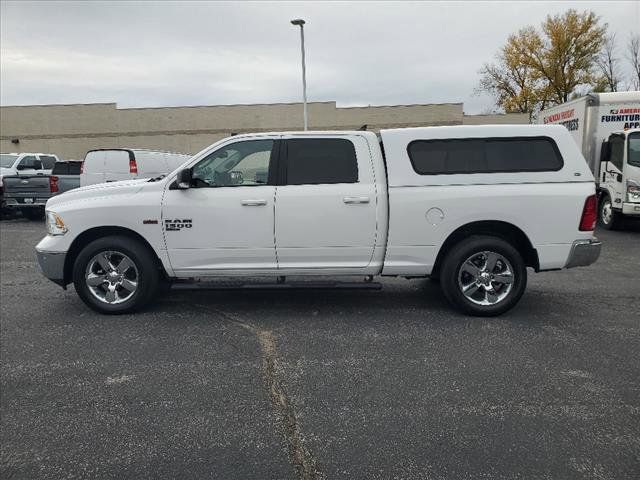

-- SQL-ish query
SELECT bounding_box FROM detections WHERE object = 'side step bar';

[171,280,382,291]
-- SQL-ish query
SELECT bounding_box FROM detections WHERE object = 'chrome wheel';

[601,199,613,225]
[85,250,138,304]
[457,251,514,306]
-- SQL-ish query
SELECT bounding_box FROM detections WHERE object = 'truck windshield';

[629,132,640,168]
[0,154,19,168]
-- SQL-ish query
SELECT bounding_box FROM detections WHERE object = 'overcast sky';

[1,1,638,114]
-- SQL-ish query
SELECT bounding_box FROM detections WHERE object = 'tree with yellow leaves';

[478,10,607,117]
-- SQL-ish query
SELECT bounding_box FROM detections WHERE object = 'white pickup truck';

[36,125,601,316]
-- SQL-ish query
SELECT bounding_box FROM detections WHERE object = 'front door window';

[191,140,273,187]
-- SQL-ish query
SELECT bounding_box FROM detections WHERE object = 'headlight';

[627,180,640,202]
[46,211,68,235]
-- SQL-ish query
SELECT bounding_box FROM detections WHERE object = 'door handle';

[343,196,370,204]
[241,199,267,206]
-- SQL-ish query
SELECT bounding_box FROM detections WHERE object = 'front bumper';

[622,202,640,216]
[36,249,67,287]
[565,238,601,269]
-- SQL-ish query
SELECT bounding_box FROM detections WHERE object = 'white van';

[80,149,191,186]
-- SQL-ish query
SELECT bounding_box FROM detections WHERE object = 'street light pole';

[291,19,308,130]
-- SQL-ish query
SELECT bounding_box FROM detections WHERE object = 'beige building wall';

[1,101,528,160]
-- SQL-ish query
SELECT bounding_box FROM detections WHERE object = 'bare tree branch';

[627,34,640,90]
[595,33,620,91]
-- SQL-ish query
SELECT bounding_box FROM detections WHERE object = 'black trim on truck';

[407,136,564,175]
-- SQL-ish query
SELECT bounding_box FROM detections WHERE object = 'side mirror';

[15,164,26,171]
[616,173,623,183]
[176,168,192,189]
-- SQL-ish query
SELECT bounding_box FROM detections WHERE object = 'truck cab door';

[602,134,625,207]
[162,138,278,276]
[274,135,378,272]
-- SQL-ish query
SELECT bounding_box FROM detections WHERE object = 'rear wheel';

[440,236,527,317]
[72,235,159,314]
[598,194,620,230]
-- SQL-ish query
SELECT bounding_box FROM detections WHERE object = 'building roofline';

[0,102,117,108]
[337,102,463,109]
[1,100,466,111]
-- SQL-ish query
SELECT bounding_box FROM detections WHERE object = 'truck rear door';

[104,150,132,182]
[81,150,105,186]
[274,135,377,271]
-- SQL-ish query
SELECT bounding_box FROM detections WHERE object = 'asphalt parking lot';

[1,218,639,480]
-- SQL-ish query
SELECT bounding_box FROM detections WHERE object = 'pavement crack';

[199,306,323,480]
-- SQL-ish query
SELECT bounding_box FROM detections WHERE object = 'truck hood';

[46,178,151,209]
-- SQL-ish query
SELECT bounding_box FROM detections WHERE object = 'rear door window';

[39,155,57,169]
[285,138,358,185]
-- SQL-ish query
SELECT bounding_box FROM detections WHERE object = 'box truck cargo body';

[538,92,640,228]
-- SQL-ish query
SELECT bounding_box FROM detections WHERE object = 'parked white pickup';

[36,125,601,316]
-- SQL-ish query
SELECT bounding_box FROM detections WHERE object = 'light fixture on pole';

[290,18,308,130]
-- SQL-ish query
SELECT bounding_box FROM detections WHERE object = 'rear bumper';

[36,249,67,287]
[4,197,48,207]
[622,202,640,216]
[564,238,601,269]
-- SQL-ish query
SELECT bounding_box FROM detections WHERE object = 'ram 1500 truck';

[36,125,601,316]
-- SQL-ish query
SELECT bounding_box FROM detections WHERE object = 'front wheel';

[72,235,159,314]
[440,236,527,317]
[598,194,619,230]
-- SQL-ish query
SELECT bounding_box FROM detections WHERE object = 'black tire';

[21,207,45,220]
[440,235,527,317]
[72,235,159,314]
[598,194,620,230]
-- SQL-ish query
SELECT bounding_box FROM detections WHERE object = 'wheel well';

[63,226,167,285]
[430,221,540,278]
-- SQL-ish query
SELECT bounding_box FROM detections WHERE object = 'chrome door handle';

[241,199,267,206]
[343,196,370,204]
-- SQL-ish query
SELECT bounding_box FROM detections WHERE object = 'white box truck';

[538,92,640,229]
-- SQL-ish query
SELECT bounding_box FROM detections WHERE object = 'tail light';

[129,158,138,174]
[49,175,59,193]
[80,161,84,174]
[579,194,597,231]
